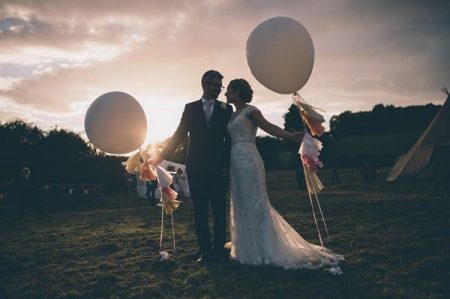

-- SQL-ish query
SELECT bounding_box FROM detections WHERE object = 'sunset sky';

[1,0,449,144]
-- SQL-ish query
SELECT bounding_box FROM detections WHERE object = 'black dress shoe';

[196,256,203,263]
[197,253,217,264]
[196,255,209,264]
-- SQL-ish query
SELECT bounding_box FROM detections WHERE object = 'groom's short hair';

[201,70,223,83]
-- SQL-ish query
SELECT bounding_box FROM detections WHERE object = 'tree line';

[152,102,441,170]
[281,102,440,169]
[0,102,441,189]
[0,120,126,193]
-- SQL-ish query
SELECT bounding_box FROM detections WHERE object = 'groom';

[153,70,233,263]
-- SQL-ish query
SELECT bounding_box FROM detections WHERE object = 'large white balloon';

[84,91,147,154]
[246,17,315,94]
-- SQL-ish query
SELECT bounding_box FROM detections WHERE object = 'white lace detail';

[227,105,344,271]
[228,105,259,145]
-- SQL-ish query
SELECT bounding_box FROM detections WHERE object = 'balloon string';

[293,92,326,112]
[159,201,164,251]
[304,167,324,248]
[295,94,330,248]
[171,212,176,253]
[159,187,177,253]
[312,182,331,242]
[292,94,310,135]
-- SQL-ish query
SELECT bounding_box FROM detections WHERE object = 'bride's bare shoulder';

[247,105,260,114]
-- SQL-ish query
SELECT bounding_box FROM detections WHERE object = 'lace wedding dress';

[227,105,344,270]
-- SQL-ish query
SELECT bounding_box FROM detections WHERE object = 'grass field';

[0,170,449,298]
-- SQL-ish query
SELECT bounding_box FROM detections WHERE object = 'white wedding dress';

[227,105,344,270]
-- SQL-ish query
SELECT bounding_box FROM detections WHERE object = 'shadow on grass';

[0,170,449,298]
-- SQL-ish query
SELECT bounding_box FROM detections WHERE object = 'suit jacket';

[161,99,233,176]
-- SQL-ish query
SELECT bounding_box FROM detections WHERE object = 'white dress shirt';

[202,98,216,123]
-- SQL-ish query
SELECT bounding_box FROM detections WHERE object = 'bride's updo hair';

[229,79,253,103]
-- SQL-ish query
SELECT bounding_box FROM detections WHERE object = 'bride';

[225,79,344,270]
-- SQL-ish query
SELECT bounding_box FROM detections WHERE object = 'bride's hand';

[290,130,305,143]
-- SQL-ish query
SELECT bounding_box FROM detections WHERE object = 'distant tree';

[283,104,305,132]
[253,135,300,170]
[329,110,353,138]
[0,119,130,191]
[329,103,440,137]
[0,119,44,158]
[283,104,307,172]
[282,103,305,153]
[255,136,286,170]
[40,128,96,157]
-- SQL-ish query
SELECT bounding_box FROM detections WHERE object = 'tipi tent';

[387,89,450,181]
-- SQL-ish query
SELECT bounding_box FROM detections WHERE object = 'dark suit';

[161,99,233,257]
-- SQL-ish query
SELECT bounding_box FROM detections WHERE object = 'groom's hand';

[150,156,163,166]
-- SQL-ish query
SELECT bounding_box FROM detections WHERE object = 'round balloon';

[246,17,315,94]
[84,91,147,154]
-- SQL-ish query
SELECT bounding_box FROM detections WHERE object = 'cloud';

[0,0,449,142]
[0,76,22,90]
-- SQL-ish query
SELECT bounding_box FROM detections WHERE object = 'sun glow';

[140,96,186,145]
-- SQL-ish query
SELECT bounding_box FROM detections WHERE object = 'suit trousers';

[188,170,228,257]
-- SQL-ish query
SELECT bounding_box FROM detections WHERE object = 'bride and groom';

[152,70,343,269]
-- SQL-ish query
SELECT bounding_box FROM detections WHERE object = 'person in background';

[174,168,188,199]
[16,166,45,219]
[146,179,158,205]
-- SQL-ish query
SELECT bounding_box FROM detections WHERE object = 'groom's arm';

[158,105,189,163]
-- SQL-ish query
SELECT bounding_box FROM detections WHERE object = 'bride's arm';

[249,110,304,142]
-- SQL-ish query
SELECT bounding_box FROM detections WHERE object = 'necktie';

[205,100,213,126]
